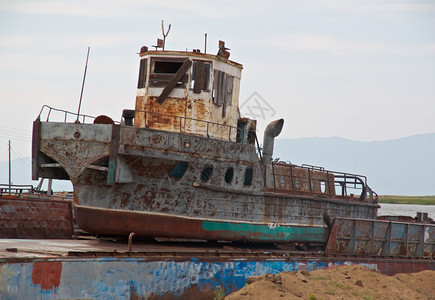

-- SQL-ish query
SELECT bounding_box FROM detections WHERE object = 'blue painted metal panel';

[0,258,376,299]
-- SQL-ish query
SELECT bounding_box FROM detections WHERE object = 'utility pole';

[8,140,11,195]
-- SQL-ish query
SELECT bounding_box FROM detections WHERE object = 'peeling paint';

[1,256,433,299]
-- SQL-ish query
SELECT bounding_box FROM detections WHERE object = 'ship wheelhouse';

[131,48,254,143]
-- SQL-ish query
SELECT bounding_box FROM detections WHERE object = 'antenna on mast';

[76,46,90,123]
[161,20,171,51]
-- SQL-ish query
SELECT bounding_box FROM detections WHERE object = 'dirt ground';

[225,265,435,300]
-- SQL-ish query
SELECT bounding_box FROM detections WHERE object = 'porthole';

[243,167,253,186]
[201,165,213,182]
[225,167,234,183]
[169,163,188,180]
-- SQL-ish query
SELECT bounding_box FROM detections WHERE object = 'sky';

[1,0,434,167]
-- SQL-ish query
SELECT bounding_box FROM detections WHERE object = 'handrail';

[0,184,34,197]
[0,183,74,201]
[127,109,257,143]
[270,162,374,202]
[37,105,97,124]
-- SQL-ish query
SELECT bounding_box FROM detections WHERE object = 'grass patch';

[361,293,375,300]
[378,195,435,205]
[328,282,351,289]
[325,290,335,295]
[214,285,224,300]
[352,290,375,300]
[313,276,328,280]
[308,294,317,300]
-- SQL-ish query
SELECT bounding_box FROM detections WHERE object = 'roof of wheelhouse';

[138,50,243,70]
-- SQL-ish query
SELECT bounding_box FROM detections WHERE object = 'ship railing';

[0,184,34,197]
[0,183,74,201]
[270,162,376,203]
[125,109,258,143]
[37,105,96,124]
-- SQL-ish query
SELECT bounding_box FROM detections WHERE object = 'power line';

[0,128,32,138]
[0,125,31,134]
[0,134,31,142]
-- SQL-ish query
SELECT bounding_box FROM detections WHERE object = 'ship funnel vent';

[263,119,284,164]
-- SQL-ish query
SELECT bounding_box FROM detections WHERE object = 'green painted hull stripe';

[201,221,326,242]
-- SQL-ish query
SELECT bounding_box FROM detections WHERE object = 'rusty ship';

[30,40,434,257]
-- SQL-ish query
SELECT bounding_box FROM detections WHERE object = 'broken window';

[169,162,189,180]
[244,167,253,186]
[201,165,213,182]
[154,61,183,73]
[212,70,234,116]
[224,167,234,184]
[236,119,257,145]
[137,59,147,89]
[149,58,188,88]
[191,61,211,93]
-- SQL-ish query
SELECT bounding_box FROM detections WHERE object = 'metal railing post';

[272,162,277,192]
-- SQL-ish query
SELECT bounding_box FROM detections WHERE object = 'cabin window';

[224,167,234,183]
[201,165,213,182]
[137,59,148,88]
[154,61,183,73]
[244,167,253,186]
[191,61,211,93]
[169,163,189,180]
[149,58,188,88]
[212,70,233,108]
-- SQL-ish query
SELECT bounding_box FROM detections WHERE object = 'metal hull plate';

[75,205,329,243]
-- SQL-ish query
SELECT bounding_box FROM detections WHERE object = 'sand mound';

[225,265,435,300]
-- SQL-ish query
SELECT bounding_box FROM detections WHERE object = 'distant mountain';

[273,133,435,196]
[0,157,72,192]
[1,134,434,195]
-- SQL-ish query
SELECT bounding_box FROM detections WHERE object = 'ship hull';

[75,204,329,243]
[33,120,379,242]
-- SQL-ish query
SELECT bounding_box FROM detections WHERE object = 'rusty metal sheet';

[75,204,329,243]
[1,238,434,299]
[325,218,435,258]
[0,196,73,239]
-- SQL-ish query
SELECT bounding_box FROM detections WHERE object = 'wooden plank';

[149,74,188,88]
[137,59,147,88]
[193,61,204,94]
[156,59,192,104]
